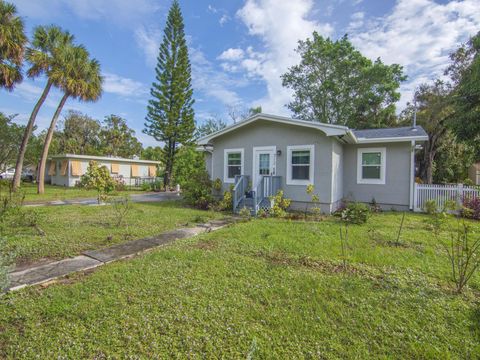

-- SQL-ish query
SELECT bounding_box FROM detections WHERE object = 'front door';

[253,147,276,195]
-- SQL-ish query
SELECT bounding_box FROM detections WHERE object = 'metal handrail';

[233,175,247,210]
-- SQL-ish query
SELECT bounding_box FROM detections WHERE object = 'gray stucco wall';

[343,142,412,209]
[209,120,335,207]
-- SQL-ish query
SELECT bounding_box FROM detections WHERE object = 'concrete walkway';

[24,192,181,207]
[7,218,233,292]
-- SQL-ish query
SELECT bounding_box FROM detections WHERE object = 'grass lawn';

[1,212,479,358]
[3,201,223,266]
[16,183,145,203]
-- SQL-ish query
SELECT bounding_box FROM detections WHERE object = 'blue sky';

[2,0,479,147]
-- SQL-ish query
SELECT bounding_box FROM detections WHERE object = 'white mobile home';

[45,154,161,187]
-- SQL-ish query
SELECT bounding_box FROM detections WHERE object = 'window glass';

[227,152,242,178]
[291,150,310,180]
[362,166,381,179]
[292,151,310,165]
[362,152,381,166]
[259,153,270,175]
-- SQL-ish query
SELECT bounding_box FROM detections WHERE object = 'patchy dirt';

[190,239,219,251]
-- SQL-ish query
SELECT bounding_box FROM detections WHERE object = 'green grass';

[17,183,144,203]
[1,213,479,358]
[3,201,223,265]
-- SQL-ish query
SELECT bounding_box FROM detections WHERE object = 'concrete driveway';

[25,192,182,207]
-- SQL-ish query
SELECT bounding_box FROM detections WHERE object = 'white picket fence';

[413,183,480,212]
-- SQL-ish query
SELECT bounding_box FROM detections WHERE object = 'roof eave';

[355,136,429,144]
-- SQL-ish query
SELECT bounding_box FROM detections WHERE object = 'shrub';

[441,221,480,293]
[108,195,132,227]
[462,196,480,220]
[113,178,126,191]
[239,206,251,220]
[423,200,438,215]
[218,189,233,211]
[212,178,222,192]
[340,202,370,224]
[182,169,214,210]
[141,182,151,191]
[79,161,116,203]
[306,184,321,219]
[150,179,162,192]
[369,197,382,213]
[269,190,291,218]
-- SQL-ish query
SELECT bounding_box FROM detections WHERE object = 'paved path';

[24,192,181,207]
[7,218,233,292]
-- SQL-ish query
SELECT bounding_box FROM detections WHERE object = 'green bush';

[270,190,291,218]
[182,169,214,210]
[141,182,151,191]
[218,189,233,211]
[79,161,116,203]
[423,200,437,215]
[340,202,370,224]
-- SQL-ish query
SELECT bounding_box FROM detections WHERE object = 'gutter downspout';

[409,140,415,211]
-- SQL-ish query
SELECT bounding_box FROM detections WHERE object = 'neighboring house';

[197,113,428,214]
[45,154,161,187]
[468,162,480,185]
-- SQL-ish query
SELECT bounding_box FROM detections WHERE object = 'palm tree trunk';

[37,93,69,194]
[13,80,53,190]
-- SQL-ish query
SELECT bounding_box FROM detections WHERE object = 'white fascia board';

[355,136,429,144]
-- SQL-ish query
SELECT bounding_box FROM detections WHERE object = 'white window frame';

[357,147,386,185]
[224,148,244,183]
[286,145,315,186]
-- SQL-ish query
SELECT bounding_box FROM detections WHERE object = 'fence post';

[413,183,418,212]
[457,183,464,209]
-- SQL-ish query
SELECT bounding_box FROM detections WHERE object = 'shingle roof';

[352,126,428,139]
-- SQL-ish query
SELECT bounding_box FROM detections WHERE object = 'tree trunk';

[37,93,69,194]
[13,80,53,190]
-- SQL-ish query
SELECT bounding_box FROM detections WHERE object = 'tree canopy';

[281,33,406,129]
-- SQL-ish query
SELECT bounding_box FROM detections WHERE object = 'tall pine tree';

[144,0,195,188]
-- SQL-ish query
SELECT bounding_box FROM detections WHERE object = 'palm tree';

[12,25,73,190]
[37,45,103,194]
[0,0,27,90]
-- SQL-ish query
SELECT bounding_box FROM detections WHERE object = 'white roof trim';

[49,154,161,165]
[197,113,349,145]
[355,135,429,144]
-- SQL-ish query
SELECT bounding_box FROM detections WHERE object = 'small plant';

[441,220,480,293]
[369,197,381,213]
[423,199,437,215]
[239,206,251,220]
[79,161,116,203]
[269,190,291,218]
[141,182,151,191]
[212,178,222,192]
[306,184,321,220]
[257,208,268,218]
[109,195,132,227]
[339,222,349,271]
[150,179,163,192]
[340,202,370,225]
[218,190,233,211]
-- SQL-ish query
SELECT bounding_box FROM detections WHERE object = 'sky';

[2,0,479,147]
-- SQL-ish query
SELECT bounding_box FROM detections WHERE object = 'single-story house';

[468,162,480,185]
[197,113,429,214]
[45,154,161,187]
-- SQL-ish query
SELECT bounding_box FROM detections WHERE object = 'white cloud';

[103,73,147,97]
[349,0,480,109]
[134,26,162,67]
[348,12,365,30]
[190,47,244,106]
[218,48,245,61]
[219,14,230,26]
[234,0,333,113]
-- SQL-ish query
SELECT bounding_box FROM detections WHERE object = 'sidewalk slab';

[8,255,102,291]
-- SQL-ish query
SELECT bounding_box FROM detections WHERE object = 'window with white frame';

[287,145,314,185]
[224,148,244,183]
[357,147,386,184]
